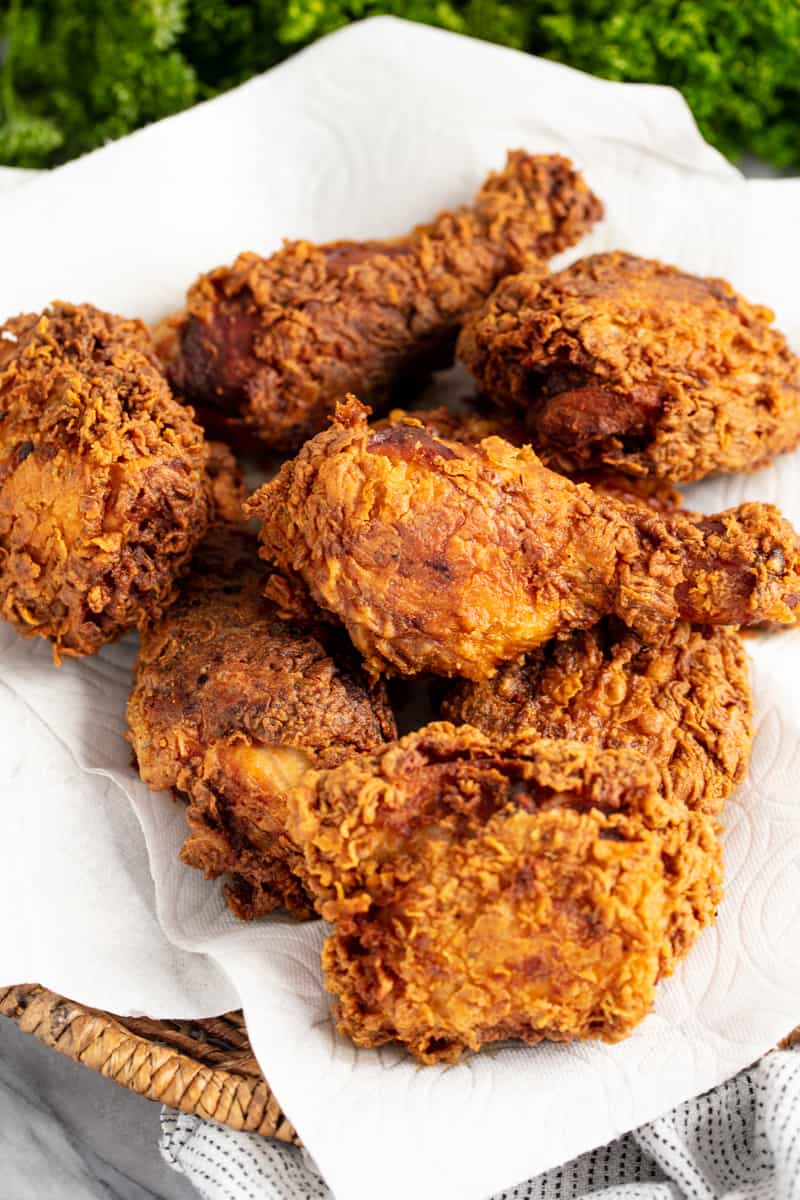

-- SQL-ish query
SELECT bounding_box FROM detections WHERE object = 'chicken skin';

[288,723,721,1062]
[245,398,800,680]
[443,620,751,817]
[169,153,602,451]
[458,253,800,482]
[202,440,246,525]
[382,404,684,510]
[0,303,213,659]
[379,402,528,448]
[443,619,750,967]
[127,526,396,919]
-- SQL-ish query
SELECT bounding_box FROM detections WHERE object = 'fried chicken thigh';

[443,620,751,816]
[245,398,800,679]
[0,303,213,658]
[169,153,602,451]
[458,252,800,482]
[443,619,750,966]
[127,526,395,919]
[288,723,721,1062]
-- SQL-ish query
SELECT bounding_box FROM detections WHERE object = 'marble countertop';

[0,1017,196,1200]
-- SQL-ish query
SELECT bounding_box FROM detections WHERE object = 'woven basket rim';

[0,983,297,1141]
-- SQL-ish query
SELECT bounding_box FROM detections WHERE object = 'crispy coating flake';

[245,398,800,680]
[458,252,800,482]
[288,723,721,1062]
[443,620,752,817]
[0,303,212,658]
[204,440,246,525]
[127,526,396,919]
[170,153,601,451]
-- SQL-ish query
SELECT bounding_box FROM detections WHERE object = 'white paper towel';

[1,18,800,1200]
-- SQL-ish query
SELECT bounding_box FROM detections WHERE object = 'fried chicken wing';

[458,253,800,482]
[443,620,751,816]
[288,723,721,1062]
[245,398,800,680]
[0,302,213,659]
[127,526,396,919]
[169,153,602,451]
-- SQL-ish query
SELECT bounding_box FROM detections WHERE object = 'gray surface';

[0,1017,197,1200]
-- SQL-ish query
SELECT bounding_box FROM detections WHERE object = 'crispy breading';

[169,154,601,451]
[382,404,684,510]
[245,398,800,679]
[0,302,212,659]
[150,310,183,375]
[442,619,751,969]
[127,526,396,919]
[443,620,752,817]
[379,402,527,446]
[288,723,721,1062]
[458,252,800,482]
[204,440,246,525]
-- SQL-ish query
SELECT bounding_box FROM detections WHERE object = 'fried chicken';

[169,153,602,451]
[382,404,684,510]
[443,620,751,817]
[288,723,721,1062]
[245,398,800,680]
[443,618,751,965]
[458,252,800,482]
[127,526,396,919]
[379,402,527,447]
[0,302,213,659]
[204,440,246,524]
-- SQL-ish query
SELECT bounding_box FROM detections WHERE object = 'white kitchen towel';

[161,1045,800,1200]
[3,18,800,1200]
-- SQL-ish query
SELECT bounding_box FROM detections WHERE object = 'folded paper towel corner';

[1,18,800,1200]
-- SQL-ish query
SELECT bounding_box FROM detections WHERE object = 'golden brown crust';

[171,154,601,451]
[203,441,246,525]
[150,310,183,375]
[0,303,211,658]
[289,723,721,1062]
[378,402,527,446]
[382,404,685,510]
[458,252,800,482]
[127,525,396,919]
[245,398,800,680]
[443,620,752,816]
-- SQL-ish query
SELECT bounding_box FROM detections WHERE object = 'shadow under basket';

[3,983,800,1140]
[0,984,298,1141]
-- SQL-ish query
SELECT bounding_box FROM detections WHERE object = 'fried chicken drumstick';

[168,153,602,451]
[127,526,395,919]
[381,404,685,510]
[245,398,800,679]
[288,723,721,1062]
[458,252,800,482]
[0,303,214,658]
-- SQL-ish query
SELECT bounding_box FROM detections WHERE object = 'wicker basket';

[0,984,297,1141]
